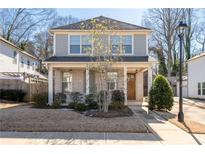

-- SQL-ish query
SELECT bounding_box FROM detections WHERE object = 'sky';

[57,8,148,26]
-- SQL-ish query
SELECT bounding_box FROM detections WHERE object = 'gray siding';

[134,34,147,56]
[55,34,68,56]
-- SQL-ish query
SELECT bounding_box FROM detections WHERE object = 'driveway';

[173,97,205,125]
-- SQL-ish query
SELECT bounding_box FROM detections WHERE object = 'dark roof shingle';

[44,56,148,62]
[51,16,151,31]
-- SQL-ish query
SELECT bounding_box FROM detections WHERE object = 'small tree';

[81,17,123,112]
[148,75,174,111]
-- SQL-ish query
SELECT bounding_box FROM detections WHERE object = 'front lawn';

[0,104,151,133]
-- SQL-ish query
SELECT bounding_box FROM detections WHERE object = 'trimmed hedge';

[111,90,125,103]
[0,89,26,102]
[85,93,98,109]
[52,93,66,108]
[148,75,174,111]
[32,92,48,108]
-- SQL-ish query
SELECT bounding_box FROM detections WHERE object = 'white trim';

[53,34,56,56]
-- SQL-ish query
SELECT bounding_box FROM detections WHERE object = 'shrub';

[85,93,98,109]
[148,75,174,111]
[109,101,125,110]
[68,102,76,109]
[111,90,125,103]
[70,92,83,103]
[0,89,26,102]
[52,93,66,109]
[32,92,48,108]
[74,103,87,112]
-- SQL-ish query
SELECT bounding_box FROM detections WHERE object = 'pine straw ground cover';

[0,105,151,133]
[154,110,205,134]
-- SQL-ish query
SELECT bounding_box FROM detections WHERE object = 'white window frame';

[27,59,30,69]
[68,35,92,55]
[110,34,133,55]
[13,51,17,64]
[62,72,72,93]
[198,82,201,95]
[107,72,118,91]
[202,82,205,95]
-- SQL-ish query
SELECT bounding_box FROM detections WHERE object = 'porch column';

[86,68,90,95]
[148,66,152,93]
[48,65,53,105]
[124,66,127,105]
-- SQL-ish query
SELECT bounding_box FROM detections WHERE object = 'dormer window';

[70,35,80,54]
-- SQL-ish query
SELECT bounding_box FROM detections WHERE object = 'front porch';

[47,62,153,105]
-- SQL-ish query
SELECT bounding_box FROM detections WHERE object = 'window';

[203,82,205,95]
[82,35,92,54]
[62,72,72,93]
[70,35,80,54]
[27,59,30,69]
[32,62,35,70]
[13,51,17,64]
[107,72,118,90]
[21,56,24,67]
[122,35,132,54]
[111,35,120,53]
[198,83,201,95]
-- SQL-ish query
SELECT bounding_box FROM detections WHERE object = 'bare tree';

[81,18,124,112]
[143,8,183,77]
[0,8,55,44]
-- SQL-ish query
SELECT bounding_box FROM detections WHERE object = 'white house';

[187,52,205,99]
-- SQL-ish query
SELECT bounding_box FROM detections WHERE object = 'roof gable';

[51,16,151,31]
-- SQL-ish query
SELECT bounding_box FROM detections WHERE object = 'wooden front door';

[127,73,136,100]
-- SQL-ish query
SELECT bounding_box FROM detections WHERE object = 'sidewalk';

[174,97,205,109]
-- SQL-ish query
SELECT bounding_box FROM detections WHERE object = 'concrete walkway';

[0,106,204,145]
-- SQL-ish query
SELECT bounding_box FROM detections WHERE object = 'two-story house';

[44,16,155,105]
[0,36,47,100]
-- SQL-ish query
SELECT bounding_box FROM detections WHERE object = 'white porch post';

[48,65,53,105]
[148,66,153,93]
[124,66,127,105]
[86,68,90,95]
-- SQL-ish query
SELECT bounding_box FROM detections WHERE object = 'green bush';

[0,89,26,102]
[111,90,125,103]
[52,93,66,109]
[70,92,83,103]
[85,93,98,109]
[74,103,87,112]
[109,101,125,110]
[32,92,48,108]
[68,102,76,109]
[148,75,174,111]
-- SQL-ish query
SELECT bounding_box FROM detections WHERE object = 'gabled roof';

[0,36,37,59]
[51,16,151,31]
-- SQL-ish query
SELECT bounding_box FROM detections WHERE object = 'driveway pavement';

[174,97,205,125]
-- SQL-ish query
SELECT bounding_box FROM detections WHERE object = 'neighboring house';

[187,52,205,99]
[44,16,156,105]
[0,36,47,101]
[176,76,188,98]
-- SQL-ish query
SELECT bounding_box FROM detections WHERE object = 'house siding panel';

[55,34,68,56]
[134,34,147,56]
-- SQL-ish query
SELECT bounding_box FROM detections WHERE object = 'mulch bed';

[84,107,133,118]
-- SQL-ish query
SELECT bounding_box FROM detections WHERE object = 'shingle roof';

[51,16,151,31]
[44,56,148,62]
